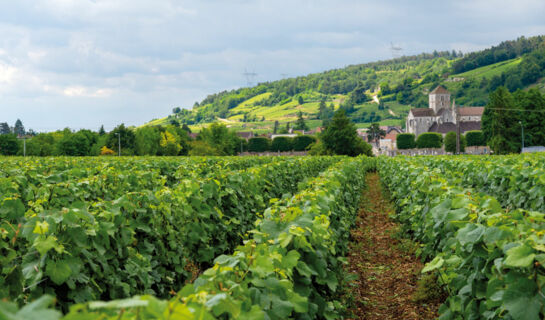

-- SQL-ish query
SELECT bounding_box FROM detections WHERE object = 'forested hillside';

[148,35,545,131]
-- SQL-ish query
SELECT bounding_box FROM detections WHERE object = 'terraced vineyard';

[3,154,545,319]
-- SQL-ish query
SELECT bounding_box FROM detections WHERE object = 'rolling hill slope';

[145,35,545,132]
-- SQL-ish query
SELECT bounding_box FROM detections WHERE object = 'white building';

[406,86,484,136]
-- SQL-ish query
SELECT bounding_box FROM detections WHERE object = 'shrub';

[444,131,466,153]
[416,132,443,148]
[396,133,416,149]
[100,146,116,156]
[248,137,270,152]
[271,136,293,152]
[465,130,485,146]
[293,135,317,151]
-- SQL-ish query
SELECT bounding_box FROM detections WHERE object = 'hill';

[145,35,545,132]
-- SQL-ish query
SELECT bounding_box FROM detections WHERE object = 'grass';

[452,57,522,79]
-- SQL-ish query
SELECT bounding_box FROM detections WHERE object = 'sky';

[1,0,544,132]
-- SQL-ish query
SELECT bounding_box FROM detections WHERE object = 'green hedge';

[416,132,443,148]
[270,136,293,152]
[292,135,316,151]
[396,133,416,149]
[248,137,271,152]
[465,130,485,146]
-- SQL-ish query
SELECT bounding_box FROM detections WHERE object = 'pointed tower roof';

[430,85,449,95]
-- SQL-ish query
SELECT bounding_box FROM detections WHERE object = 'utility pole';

[115,133,121,156]
[519,121,524,153]
[23,137,26,157]
[456,104,460,154]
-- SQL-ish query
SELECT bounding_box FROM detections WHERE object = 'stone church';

[406,86,484,137]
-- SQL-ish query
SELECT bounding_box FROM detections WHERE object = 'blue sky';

[1,0,544,131]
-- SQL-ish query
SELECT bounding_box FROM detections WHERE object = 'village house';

[406,86,484,137]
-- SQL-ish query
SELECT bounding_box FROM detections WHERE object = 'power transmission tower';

[242,68,258,87]
[390,42,403,58]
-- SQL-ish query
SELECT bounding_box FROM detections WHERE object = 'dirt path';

[345,173,441,320]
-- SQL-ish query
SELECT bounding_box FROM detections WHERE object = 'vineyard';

[1,154,545,319]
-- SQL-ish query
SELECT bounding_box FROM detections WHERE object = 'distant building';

[237,131,254,140]
[406,86,484,137]
[522,146,545,153]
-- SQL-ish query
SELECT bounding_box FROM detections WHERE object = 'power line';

[486,107,545,113]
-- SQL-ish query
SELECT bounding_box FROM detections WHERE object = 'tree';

[465,131,485,146]
[199,123,239,155]
[298,96,304,105]
[188,140,221,156]
[515,88,545,146]
[271,137,293,152]
[14,119,24,136]
[367,123,385,149]
[181,124,192,134]
[108,124,136,154]
[396,133,416,149]
[416,132,443,148]
[159,131,181,156]
[135,126,161,155]
[172,107,182,114]
[100,146,115,156]
[482,87,520,154]
[273,120,279,134]
[56,130,94,156]
[320,109,372,156]
[98,125,106,135]
[293,111,309,131]
[0,122,10,134]
[248,137,270,152]
[0,134,19,155]
[444,131,466,153]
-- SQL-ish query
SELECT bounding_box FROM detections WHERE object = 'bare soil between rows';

[345,173,441,320]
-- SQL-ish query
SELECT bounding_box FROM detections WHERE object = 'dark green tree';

[0,122,11,134]
[0,134,19,155]
[320,109,372,156]
[273,120,279,134]
[14,119,24,136]
[444,131,466,153]
[292,135,316,151]
[181,123,192,133]
[199,123,239,155]
[515,88,545,146]
[367,123,385,149]
[298,96,304,105]
[248,137,270,152]
[107,124,136,154]
[482,87,520,154]
[98,125,106,135]
[293,111,309,131]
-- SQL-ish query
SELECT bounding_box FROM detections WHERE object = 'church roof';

[458,107,484,116]
[430,85,450,95]
[410,108,435,117]
[428,121,481,134]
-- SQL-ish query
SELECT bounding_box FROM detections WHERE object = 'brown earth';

[345,173,441,320]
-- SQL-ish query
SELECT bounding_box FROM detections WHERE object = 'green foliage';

[482,87,520,154]
[396,133,416,149]
[321,109,372,156]
[198,123,240,155]
[292,135,316,151]
[0,133,19,155]
[415,132,443,148]
[378,154,545,319]
[0,156,340,309]
[465,130,485,146]
[293,111,309,131]
[444,131,466,153]
[188,140,220,156]
[248,137,270,152]
[107,124,136,154]
[270,136,293,152]
[5,156,375,319]
[135,126,161,155]
[366,123,385,147]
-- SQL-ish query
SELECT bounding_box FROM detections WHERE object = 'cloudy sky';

[1,0,544,131]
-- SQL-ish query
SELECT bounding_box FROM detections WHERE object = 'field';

[2,154,545,319]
